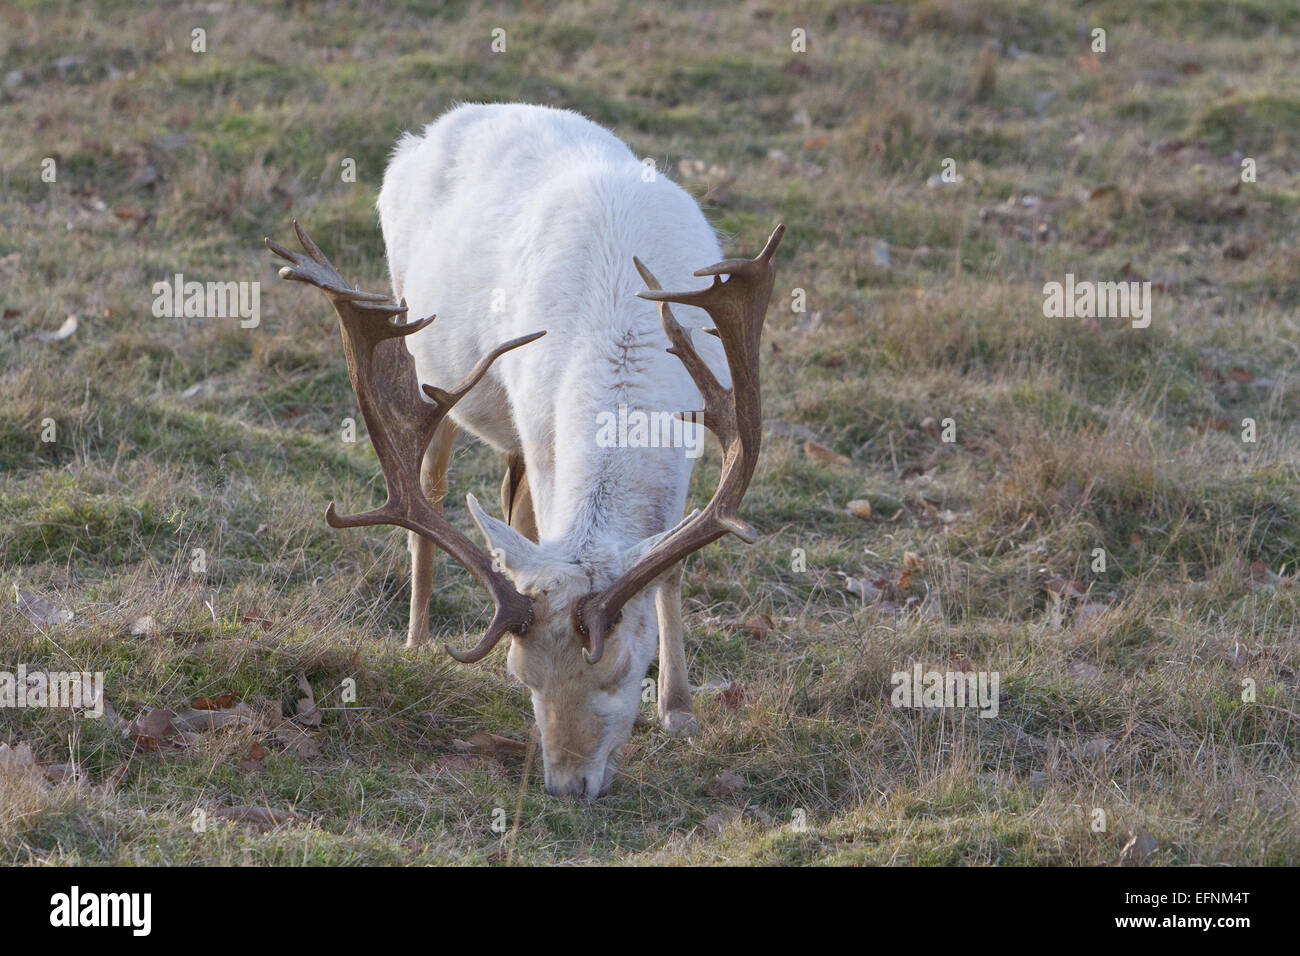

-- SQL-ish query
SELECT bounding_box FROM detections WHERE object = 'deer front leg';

[654,564,697,736]
[499,453,539,543]
[407,418,458,648]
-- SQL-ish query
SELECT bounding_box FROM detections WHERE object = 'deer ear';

[466,493,540,578]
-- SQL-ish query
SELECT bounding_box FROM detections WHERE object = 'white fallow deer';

[268,102,783,801]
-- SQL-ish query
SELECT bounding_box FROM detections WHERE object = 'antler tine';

[269,221,544,662]
[577,225,784,663]
[691,223,787,277]
[424,330,546,409]
[444,615,519,664]
[633,257,728,435]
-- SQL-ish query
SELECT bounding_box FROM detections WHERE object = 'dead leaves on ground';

[841,551,942,617]
[705,770,747,798]
[212,804,301,832]
[803,438,851,466]
[237,741,266,774]
[0,741,84,788]
[191,690,241,711]
[14,587,74,628]
[128,708,177,751]
[107,677,325,772]
[294,674,322,727]
[845,498,873,520]
[435,731,532,775]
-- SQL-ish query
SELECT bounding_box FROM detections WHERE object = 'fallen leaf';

[213,805,300,832]
[706,770,746,797]
[238,741,266,773]
[803,439,851,465]
[14,587,73,627]
[719,682,748,710]
[843,574,882,602]
[171,703,254,733]
[896,552,927,592]
[113,206,152,227]
[0,742,41,779]
[294,674,322,727]
[128,708,176,751]
[101,699,130,735]
[272,724,322,759]
[845,499,873,520]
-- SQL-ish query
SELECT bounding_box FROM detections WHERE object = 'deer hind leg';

[407,418,458,649]
[499,452,538,543]
[655,564,697,736]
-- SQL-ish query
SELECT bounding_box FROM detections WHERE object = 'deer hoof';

[660,710,698,737]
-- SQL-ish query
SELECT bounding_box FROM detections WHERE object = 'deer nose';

[545,773,593,800]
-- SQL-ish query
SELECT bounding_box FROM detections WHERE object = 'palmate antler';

[575,224,785,663]
[266,221,543,662]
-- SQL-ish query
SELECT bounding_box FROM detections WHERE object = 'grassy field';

[1,0,1298,865]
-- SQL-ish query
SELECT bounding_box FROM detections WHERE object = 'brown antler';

[575,224,785,663]
[266,221,543,662]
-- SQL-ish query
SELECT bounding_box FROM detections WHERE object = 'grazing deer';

[268,103,782,800]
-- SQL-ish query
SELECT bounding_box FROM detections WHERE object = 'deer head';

[267,221,783,800]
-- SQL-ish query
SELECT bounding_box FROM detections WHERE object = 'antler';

[575,224,785,663]
[266,221,544,662]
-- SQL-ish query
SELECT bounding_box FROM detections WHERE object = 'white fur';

[378,102,728,559]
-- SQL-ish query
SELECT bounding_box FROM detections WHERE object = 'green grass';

[1,0,1298,865]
